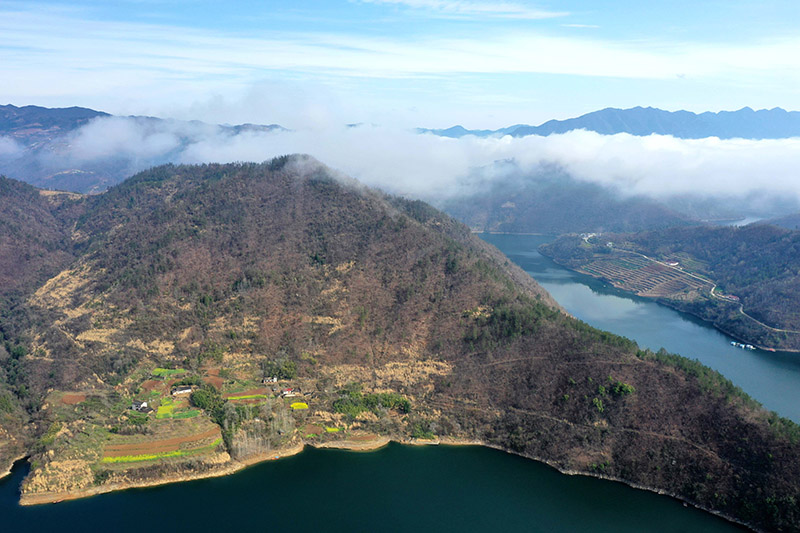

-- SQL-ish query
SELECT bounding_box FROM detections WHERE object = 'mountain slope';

[423,106,800,139]
[441,168,694,234]
[0,159,797,530]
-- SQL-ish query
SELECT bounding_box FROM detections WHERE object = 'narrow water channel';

[482,233,800,422]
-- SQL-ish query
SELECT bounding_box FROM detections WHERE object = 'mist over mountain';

[3,104,800,232]
[0,104,284,193]
[422,106,800,140]
[440,164,696,234]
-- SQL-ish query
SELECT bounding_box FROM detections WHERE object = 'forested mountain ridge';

[0,159,798,530]
[542,224,800,351]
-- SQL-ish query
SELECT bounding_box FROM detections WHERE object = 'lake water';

[482,233,800,422]
[3,232,785,532]
[2,443,744,532]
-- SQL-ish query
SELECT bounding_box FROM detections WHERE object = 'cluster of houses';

[130,378,315,416]
[130,384,195,413]
[130,400,153,413]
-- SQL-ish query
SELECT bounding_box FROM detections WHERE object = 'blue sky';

[3,0,800,128]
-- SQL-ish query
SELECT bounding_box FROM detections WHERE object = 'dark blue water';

[482,233,800,421]
[1,443,743,532]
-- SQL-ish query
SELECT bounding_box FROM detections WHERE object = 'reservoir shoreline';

[15,436,755,532]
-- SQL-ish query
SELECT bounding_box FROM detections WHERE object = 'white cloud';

[358,0,569,19]
[0,137,23,158]
[66,117,183,162]
[178,127,800,203]
[42,116,800,207]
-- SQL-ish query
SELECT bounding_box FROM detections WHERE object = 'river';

[481,233,800,422]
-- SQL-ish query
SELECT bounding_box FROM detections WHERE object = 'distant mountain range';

[0,104,284,148]
[0,104,285,193]
[421,106,800,139]
[0,104,109,144]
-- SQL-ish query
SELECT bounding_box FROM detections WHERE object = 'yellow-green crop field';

[101,438,222,463]
[152,368,186,378]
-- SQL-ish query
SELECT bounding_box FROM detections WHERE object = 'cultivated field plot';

[101,418,221,464]
[580,255,712,298]
[60,393,86,405]
[224,388,271,403]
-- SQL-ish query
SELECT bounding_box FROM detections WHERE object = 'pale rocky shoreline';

[16,435,443,506]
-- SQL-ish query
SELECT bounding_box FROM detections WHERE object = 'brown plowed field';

[304,425,324,435]
[141,380,163,392]
[103,427,221,457]
[204,368,224,389]
[61,393,86,405]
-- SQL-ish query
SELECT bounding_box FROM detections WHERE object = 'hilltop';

[0,159,798,531]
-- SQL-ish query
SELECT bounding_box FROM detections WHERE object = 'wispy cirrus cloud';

[357,0,568,19]
[4,8,800,84]
[3,4,800,126]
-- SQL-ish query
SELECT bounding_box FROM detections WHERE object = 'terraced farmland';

[102,420,222,463]
[579,254,712,298]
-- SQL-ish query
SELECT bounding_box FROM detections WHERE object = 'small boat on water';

[730,341,756,350]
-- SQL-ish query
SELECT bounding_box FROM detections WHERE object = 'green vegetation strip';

[332,384,410,417]
[172,409,201,419]
[227,394,270,400]
[101,438,222,463]
[152,368,186,378]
